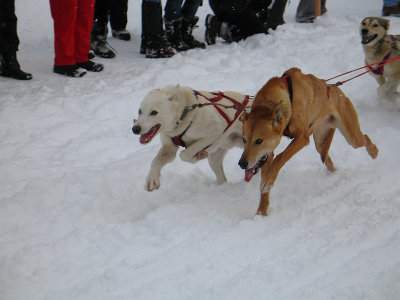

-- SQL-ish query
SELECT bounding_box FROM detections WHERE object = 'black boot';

[0,52,32,80]
[267,0,287,30]
[182,17,206,49]
[141,1,175,58]
[205,14,221,45]
[164,18,190,52]
[53,65,87,77]
[219,22,247,43]
[76,60,104,72]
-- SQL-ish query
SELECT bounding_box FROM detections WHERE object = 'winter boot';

[164,18,190,52]
[0,52,33,80]
[112,29,131,41]
[266,0,287,30]
[182,17,206,49]
[76,60,104,72]
[205,14,221,45]
[219,22,248,43]
[53,65,86,78]
[141,1,175,58]
[91,37,116,58]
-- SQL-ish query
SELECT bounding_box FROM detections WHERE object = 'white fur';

[134,85,252,191]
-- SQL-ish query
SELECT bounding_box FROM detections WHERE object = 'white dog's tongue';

[245,168,256,182]
[140,133,152,144]
[139,124,160,144]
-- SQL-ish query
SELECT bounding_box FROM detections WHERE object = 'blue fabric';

[145,0,161,3]
[384,0,399,6]
[164,0,202,21]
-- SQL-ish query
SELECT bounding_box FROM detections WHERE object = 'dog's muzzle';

[361,30,377,44]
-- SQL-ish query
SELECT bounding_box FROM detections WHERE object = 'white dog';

[132,85,252,191]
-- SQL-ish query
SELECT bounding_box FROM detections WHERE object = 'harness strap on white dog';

[193,90,249,133]
[171,121,191,147]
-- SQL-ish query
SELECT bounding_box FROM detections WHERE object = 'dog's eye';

[362,22,366,26]
[138,109,142,115]
[150,110,158,116]
[243,138,247,144]
[255,138,263,145]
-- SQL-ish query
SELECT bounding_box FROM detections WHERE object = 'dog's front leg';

[262,135,310,192]
[180,136,218,163]
[257,153,274,215]
[146,143,178,191]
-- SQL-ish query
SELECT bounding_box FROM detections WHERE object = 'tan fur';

[239,68,378,216]
[360,17,400,100]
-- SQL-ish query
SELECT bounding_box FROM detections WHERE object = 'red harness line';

[326,55,400,86]
[170,91,250,148]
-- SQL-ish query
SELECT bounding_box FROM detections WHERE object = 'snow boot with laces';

[182,17,206,49]
[91,37,116,58]
[164,18,190,52]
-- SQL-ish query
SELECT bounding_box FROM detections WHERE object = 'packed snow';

[1,0,400,299]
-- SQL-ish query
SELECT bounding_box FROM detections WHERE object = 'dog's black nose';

[238,159,248,169]
[361,29,368,35]
[132,125,141,135]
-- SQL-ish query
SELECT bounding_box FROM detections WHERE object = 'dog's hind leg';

[334,96,378,159]
[208,148,227,184]
[313,124,336,171]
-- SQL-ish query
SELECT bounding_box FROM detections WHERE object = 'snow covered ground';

[1,0,400,299]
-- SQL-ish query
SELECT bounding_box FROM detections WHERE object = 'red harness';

[171,91,250,147]
[368,51,391,76]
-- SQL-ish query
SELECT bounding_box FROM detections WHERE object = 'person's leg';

[92,0,109,40]
[110,0,128,30]
[50,0,77,66]
[110,0,131,40]
[180,0,205,49]
[0,0,32,80]
[164,0,183,21]
[91,0,116,58]
[0,0,19,53]
[142,0,175,58]
[295,0,315,23]
[75,0,96,63]
[267,0,287,30]
[383,0,400,16]
[73,0,103,72]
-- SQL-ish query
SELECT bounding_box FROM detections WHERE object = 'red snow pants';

[49,0,95,66]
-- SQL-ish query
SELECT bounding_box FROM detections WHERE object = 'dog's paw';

[196,149,208,160]
[179,150,197,163]
[145,173,161,191]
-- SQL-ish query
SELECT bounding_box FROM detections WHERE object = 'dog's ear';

[274,101,282,123]
[275,107,281,123]
[239,112,249,122]
[168,85,180,102]
[380,18,390,30]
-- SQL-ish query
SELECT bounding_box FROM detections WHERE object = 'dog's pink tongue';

[140,133,151,144]
[245,168,255,182]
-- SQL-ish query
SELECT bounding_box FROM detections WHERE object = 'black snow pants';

[0,0,19,53]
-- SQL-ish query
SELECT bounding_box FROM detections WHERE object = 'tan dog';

[238,68,378,216]
[360,17,400,100]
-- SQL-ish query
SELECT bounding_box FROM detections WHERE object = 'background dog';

[238,68,378,216]
[132,85,251,191]
[360,17,400,100]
